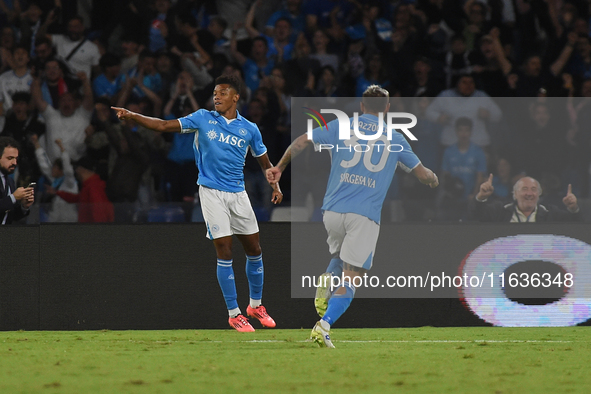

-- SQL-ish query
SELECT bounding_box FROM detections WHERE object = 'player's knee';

[246,245,262,257]
[214,241,233,260]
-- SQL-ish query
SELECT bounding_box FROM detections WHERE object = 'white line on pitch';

[201,339,574,343]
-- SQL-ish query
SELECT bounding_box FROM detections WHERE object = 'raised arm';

[550,31,577,77]
[489,28,512,76]
[111,107,181,133]
[77,71,94,112]
[245,0,263,38]
[31,77,48,112]
[230,22,248,66]
[35,8,57,41]
[266,133,314,184]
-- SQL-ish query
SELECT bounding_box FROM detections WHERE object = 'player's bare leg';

[237,233,276,328]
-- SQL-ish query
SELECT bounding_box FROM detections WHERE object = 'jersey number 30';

[339,135,397,173]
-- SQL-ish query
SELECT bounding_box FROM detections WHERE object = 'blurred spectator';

[52,155,114,223]
[346,2,386,53]
[119,99,169,202]
[14,2,44,57]
[426,74,502,149]
[356,52,389,97]
[243,98,273,215]
[170,14,213,91]
[0,0,578,221]
[470,28,512,97]
[304,0,354,39]
[401,96,441,221]
[509,54,563,97]
[382,3,424,83]
[83,98,113,181]
[261,66,291,139]
[197,16,229,59]
[403,57,443,97]
[265,0,304,39]
[311,29,339,71]
[231,33,274,92]
[0,26,16,74]
[472,176,580,222]
[102,103,150,220]
[461,0,493,51]
[0,45,33,130]
[0,0,22,26]
[566,81,591,197]
[39,58,80,109]
[31,71,93,163]
[443,35,474,89]
[162,70,198,202]
[155,51,176,101]
[1,91,44,187]
[146,0,174,54]
[283,34,320,96]
[245,1,294,64]
[119,35,142,75]
[37,14,101,79]
[92,52,124,102]
[315,64,343,97]
[32,136,78,222]
[514,102,568,181]
[31,36,54,75]
[407,96,441,173]
[117,50,162,114]
[489,156,522,203]
[563,32,591,82]
[438,117,487,220]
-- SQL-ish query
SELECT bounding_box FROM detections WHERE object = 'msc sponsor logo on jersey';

[218,132,246,148]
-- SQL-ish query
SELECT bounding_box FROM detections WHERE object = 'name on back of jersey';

[340,172,376,188]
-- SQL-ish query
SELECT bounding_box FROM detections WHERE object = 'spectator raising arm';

[550,31,577,77]
[230,23,248,66]
[245,0,263,38]
[77,71,94,112]
[30,77,48,113]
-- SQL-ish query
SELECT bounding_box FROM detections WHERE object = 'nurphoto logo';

[303,107,418,153]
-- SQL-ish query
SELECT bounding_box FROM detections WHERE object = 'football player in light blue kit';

[113,75,282,332]
[267,86,439,347]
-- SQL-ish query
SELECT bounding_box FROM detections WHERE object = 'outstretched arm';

[266,133,313,184]
[111,107,181,133]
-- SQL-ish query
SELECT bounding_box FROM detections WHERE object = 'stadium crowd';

[0,0,589,223]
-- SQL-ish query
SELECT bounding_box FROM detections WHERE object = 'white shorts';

[323,211,380,270]
[199,186,259,240]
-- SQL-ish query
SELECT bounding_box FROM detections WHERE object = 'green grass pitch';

[0,327,589,393]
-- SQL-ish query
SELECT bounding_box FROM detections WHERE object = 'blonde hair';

[362,85,389,113]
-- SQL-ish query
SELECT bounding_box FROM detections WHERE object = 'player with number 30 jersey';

[267,86,439,348]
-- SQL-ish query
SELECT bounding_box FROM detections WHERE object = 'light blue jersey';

[311,113,421,224]
[178,109,267,193]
